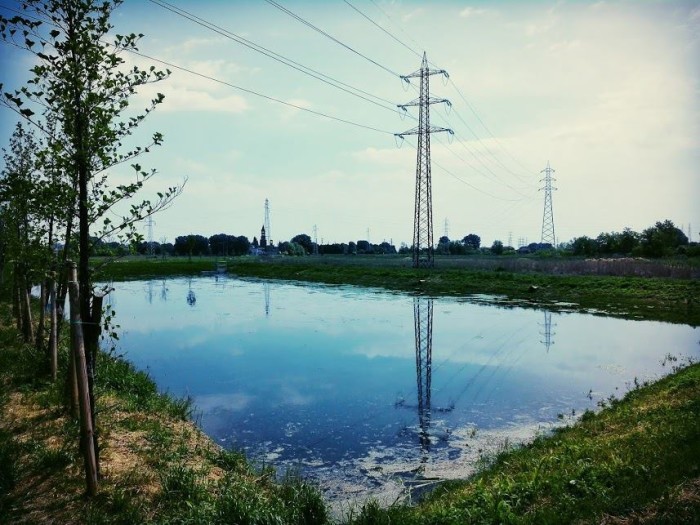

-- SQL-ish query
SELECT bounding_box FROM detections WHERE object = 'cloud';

[158,88,248,114]
[459,7,486,18]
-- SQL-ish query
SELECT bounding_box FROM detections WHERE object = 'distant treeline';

[564,220,697,258]
[89,220,697,259]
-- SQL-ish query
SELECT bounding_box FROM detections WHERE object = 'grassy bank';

[348,361,700,524]
[0,305,327,524]
[95,255,699,325]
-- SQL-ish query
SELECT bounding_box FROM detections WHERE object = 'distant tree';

[319,243,346,255]
[252,236,259,248]
[279,241,305,256]
[448,241,465,255]
[640,220,687,257]
[463,234,481,250]
[398,242,410,255]
[230,235,250,256]
[437,235,450,254]
[570,236,598,256]
[291,233,313,254]
[174,234,208,257]
[356,240,372,254]
[491,240,504,255]
[209,233,238,256]
[347,241,357,255]
[376,241,397,254]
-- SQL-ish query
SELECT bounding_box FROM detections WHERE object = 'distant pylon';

[443,218,449,239]
[313,224,319,255]
[396,52,453,268]
[539,161,557,246]
[264,198,272,246]
[146,216,155,256]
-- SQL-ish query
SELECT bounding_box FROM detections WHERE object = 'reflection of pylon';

[539,311,555,352]
[414,297,433,449]
[264,282,270,317]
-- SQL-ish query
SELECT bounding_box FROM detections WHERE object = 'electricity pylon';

[146,215,155,256]
[540,161,557,246]
[264,198,272,246]
[396,53,453,268]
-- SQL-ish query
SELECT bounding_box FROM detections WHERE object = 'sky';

[1,0,699,248]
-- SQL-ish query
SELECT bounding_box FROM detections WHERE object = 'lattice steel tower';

[264,198,272,246]
[539,161,557,246]
[396,53,452,268]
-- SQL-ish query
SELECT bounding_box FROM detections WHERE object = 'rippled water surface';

[107,276,699,504]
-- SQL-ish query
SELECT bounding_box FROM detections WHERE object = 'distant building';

[260,225,267,248]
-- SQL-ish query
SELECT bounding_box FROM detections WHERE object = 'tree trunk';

[35,281,47,355]
[13,263,22,332]
[66,261,98,497]
[49,279,58,381]
[20,267,34,345]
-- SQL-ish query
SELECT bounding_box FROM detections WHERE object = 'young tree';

[1,0,184,488]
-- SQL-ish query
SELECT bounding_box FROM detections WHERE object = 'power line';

[367,0,426,59]
[342,0,422,59]
[148,0,406,117]
[263,0,402,78]
[342,0,535,178]
[447,77,535,175]
[124,48,395,135]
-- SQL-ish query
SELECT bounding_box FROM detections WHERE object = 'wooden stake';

[66,261,98,497]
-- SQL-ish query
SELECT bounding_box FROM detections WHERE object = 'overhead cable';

[263,0,402,78]
[125,48,395,135]
[148,0,407,117]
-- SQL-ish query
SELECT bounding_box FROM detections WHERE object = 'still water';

[107,276,699,504]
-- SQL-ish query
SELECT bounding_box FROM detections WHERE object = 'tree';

[570,236,598,256]
[437,235,450,255]
[291,233,313,254]
[491,240,504,255]
[640,220,688,257]
[463,234,481,250]
[174,235,208,257]
[230,235,250,256]
[3,1,188,487]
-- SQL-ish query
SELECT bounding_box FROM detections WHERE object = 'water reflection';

[540,311,555,352]
[395,297,454,456]
[106,277,699,505]
[186,278,196,306]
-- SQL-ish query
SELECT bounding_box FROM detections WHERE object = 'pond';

[106,276,699,506]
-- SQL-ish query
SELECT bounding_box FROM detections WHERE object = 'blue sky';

[1,0,699,247]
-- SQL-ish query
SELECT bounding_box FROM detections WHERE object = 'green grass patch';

[95,255,700,325]
[347,363,700,524]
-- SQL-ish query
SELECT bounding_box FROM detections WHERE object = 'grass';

[95,255,700,325]
[347,362,700,524]
[0,303,328,525]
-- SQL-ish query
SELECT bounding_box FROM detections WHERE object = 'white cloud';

[459,7,486,18]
